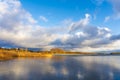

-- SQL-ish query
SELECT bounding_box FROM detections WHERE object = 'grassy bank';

[0,49,53,61]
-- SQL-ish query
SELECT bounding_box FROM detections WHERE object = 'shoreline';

[0,48,120,61]
[0,53,120,61]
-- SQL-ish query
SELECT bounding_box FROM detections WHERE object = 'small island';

[0,47,120,61]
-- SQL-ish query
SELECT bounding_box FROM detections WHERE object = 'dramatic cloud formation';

[69,14,90,33]
[0,0,56,49]
[0,0,120,51]
[51,13,117,51]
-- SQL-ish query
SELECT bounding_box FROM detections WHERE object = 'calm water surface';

[0,56,120,80]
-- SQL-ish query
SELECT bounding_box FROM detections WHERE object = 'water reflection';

[0,56,120,80]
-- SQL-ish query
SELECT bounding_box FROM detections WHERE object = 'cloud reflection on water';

[0,56,120,80]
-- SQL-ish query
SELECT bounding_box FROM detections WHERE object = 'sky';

[0,0,120,52]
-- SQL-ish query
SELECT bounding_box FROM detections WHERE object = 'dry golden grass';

[0,48,96,61]
[0,49,53,60]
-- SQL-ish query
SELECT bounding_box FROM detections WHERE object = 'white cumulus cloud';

[0,0,120,51]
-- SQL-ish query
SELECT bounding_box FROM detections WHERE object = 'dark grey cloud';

[0,40,20,48]
[110,34,120,40]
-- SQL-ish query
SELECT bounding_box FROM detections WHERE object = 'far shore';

[0,48,120,61]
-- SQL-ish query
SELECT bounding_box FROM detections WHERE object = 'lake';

[0,56,120,80]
